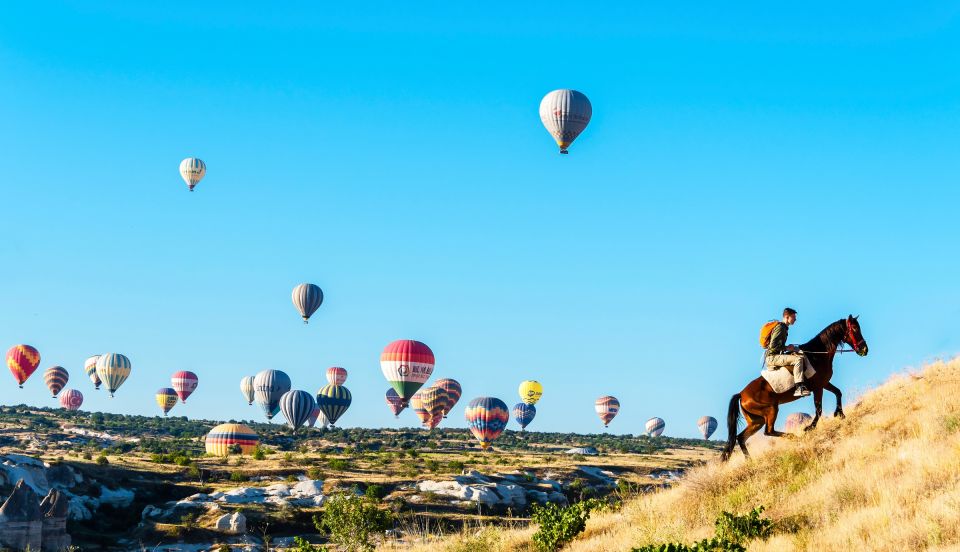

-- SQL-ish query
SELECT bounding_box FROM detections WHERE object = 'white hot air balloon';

[179,157,206,192]
[539,89,592,154]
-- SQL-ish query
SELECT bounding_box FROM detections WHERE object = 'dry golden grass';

[404,358,960,551]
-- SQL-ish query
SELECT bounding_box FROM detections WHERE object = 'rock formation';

[0,479,71,552]
[39,488,71,551]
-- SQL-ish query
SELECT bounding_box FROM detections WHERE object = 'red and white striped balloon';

[59,389,83,411]
[326,366,348,386]
[172,371,199,403]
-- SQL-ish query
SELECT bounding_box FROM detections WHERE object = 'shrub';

[315,494,393,551]
[328,458,350,470]
[252,445,267,460]
[96,454,109,466]
[230,470,248,482]
[447,460,466,472]
[531,499,602,551]
[365,484,387,501]
[307,467,324,480]
[632,506,772,552]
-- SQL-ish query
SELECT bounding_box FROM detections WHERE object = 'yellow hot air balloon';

[518,380,543,405]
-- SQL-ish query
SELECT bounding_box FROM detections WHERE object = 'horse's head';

[845,315,868,356]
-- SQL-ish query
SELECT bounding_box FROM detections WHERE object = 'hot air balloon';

[95,353,131,397]
[59,389,83,411]
[465,397,510,450]
[409,389,431,426]
[84,355,102,390]
[280,390,317,431]
[698,416,718,440]
[240,376,255,405]
[316,384,352,426]
[385,388,405,418]
[539,89,592,154]
[645,417,665,437]
[253,370,290,420]
[292,283,324,324]
[156,388,178,416]
[308,406,329,429]
[205,423,259,456]
[172,371,199,403]
[380,340,435,404]
[784,412,813,435]
[421,386,450,429]
[425,412,443,430]
[512,403,536,431]
[43,366,69,397]
[179,157,206,192]
[326,366,348,386]
[595,396,620,428]
[6,345,40,388]
[433,378,461,418]
[518,380,543,405]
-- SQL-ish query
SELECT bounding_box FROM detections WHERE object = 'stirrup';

[794,385,810,397]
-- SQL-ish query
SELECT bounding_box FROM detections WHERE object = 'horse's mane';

[799,319,846,353]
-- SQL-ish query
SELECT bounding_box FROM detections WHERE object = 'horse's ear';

[847,314,854,321]
[854,315,859,320]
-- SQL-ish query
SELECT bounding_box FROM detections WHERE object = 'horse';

[720,315,869,461]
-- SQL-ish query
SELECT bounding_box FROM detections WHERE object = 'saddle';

[761,362,816,394]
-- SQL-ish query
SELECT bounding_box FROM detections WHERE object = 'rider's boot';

[794,384,811,397]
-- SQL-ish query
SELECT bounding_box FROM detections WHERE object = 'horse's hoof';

[803,424,817,432]
[835,410,846,419]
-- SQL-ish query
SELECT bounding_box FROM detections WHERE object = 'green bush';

[365,484,387,501]
[307,466,324,480]
[230,470,248,482]
[328,458,350,470]
[315,494,393,551]
[252,445,267,460]
[531,499,602,551]
[96,454,109,466]
[632,507,772,552]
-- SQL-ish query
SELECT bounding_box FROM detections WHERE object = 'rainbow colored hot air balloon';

[95,353,131,398]
[420,386,450,430]
[171,371,198,403]
[253,369,291,420]
[7,345,40,388]
[179,157,206,192]
[84,355,102,390]
[280,390,317,431]
[464,397,510,450]
[316,384,352,426]
[292,283,324,324]
[426,411,443,430]
[409,389,431,426]
[240,376,255,405]
[645,417,665,437]
[512,403,536,431]
[59,389,83,411]
[326,366,348,386]
[784,412,813,435]
[156,388,178,416]
[205,423,259,456]
[539,89,592,154]
[698,416,718,440]
[380,340,435,404]
[385,388,405,418]
[44,366,69,398]
[518,380,543,405]
[433,378,461,418]
[595,396,620,428]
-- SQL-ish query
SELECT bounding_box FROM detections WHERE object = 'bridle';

[840,318,865,354]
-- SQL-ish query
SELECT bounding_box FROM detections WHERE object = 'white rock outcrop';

[213,512,246,534]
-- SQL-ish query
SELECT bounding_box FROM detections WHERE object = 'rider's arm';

[768,323,787,354]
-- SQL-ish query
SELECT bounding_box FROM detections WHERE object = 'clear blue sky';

[2,2,959,438]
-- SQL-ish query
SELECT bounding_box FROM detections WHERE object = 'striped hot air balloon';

[539,89,592,154]
[292,283,324,324]
[518,380,543,405]
[240,376,255,405]
[156,388,178,416]
[179,157,206,192]
[171,371,199,403]
[409,389,431,426]
[385,388,405,418]
[316,385,352,426]
[6,345,40,388]
[433,378,461,418]
[512,403,536,431]
[425,411,443,430]
[380,340,435,404]
[205,423,259,456]
[784,412,813,435]
[698,416,718,440]
[420,386,450,430]
[465,397,510,450]
[326,366,348,386]
[43,366,69,398]
[59,389,83,411]
[280,390,317,431]
[253,369,291,420]
[645,417,666,437]
[595,396,620,428]
[95,353,131,397]
[84,355,102,390]
[307,406,328,429]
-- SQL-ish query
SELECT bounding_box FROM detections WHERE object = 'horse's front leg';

[805,387,824,431]
[824,382,844,418]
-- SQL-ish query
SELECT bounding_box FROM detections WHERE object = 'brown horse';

[720,315,869,461]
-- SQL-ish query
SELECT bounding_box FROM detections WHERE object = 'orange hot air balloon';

[7,345,40,388]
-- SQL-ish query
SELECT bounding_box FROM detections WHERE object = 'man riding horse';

[764,307,812,397]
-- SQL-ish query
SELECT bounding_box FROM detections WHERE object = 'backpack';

[759,321,780,348]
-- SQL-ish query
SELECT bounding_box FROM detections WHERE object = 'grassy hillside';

[412,357,960,551]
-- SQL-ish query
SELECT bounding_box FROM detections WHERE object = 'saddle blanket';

[761,364,816,394]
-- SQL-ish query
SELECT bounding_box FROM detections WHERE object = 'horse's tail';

[720,393,742,462]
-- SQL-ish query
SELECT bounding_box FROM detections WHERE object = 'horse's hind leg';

[737,410,765,458]
[762,404,788,437]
